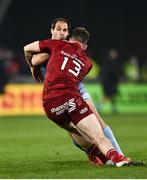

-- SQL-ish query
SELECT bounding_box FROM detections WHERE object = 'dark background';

[0,0,146,61]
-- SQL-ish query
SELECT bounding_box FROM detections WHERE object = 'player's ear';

[51,28,54,34]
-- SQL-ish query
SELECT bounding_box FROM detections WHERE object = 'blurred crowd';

[0,47,32,94]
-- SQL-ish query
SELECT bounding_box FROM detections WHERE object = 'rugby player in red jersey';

[24,27,133,167]
[24,18,144,167]
[25,18,126,166]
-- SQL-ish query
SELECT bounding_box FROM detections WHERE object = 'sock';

[106,149,124,164]
[103,126,123,155]
[72,140,106,164]
[87,144,108,164]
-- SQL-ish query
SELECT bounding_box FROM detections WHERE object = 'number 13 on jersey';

[61,56,81,77]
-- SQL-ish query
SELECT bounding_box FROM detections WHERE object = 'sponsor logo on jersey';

[50,98,76,115]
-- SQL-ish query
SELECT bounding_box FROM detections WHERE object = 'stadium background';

[0,0,147,178]
[0,0,147,115]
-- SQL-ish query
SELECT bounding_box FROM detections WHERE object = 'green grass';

[0,114,147,178]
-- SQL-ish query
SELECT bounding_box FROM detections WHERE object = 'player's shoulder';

[52,39,68,46]
[82,52,92,66]
[80,50,89,60]
[40,38,62,43]
[45,39,66,47]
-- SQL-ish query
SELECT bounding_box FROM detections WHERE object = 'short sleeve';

[39,39,50,53]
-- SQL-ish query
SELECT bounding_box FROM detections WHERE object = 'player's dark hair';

[51,18,71,31]
[71,27,90,45]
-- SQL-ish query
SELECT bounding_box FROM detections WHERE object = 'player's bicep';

[24,41,41,53]
[32,53,50,66]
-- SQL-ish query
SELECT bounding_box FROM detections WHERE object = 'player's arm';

[24,41,50,66]
[31,53,50,66]
[30,66,44,82]
[24,41,46,82]
[23,41,41,67]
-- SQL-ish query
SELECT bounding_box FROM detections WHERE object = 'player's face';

[51,21,69,40]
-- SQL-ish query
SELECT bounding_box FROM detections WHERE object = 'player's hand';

[30,66,44,83]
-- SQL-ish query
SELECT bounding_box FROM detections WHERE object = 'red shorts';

[43,93,93,125]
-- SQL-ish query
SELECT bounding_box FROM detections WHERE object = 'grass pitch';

[0,114,147,178]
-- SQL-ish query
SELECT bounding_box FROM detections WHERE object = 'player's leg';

[58,117,126,166]
[75,113,128,167]
[70,132,109,165]
[59,121,108,166]
[86,99,124,155]
[58,118,108,166]
[78,83,123,155]
[42,95,103,165]
[69,98,124,165]
[43,95,144,167]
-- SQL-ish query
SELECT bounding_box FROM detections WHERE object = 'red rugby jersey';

[39,39,92,100]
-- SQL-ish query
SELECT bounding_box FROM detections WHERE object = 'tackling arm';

[24,41,50,83]
[31,53,50,66]
[23,41,41,67]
